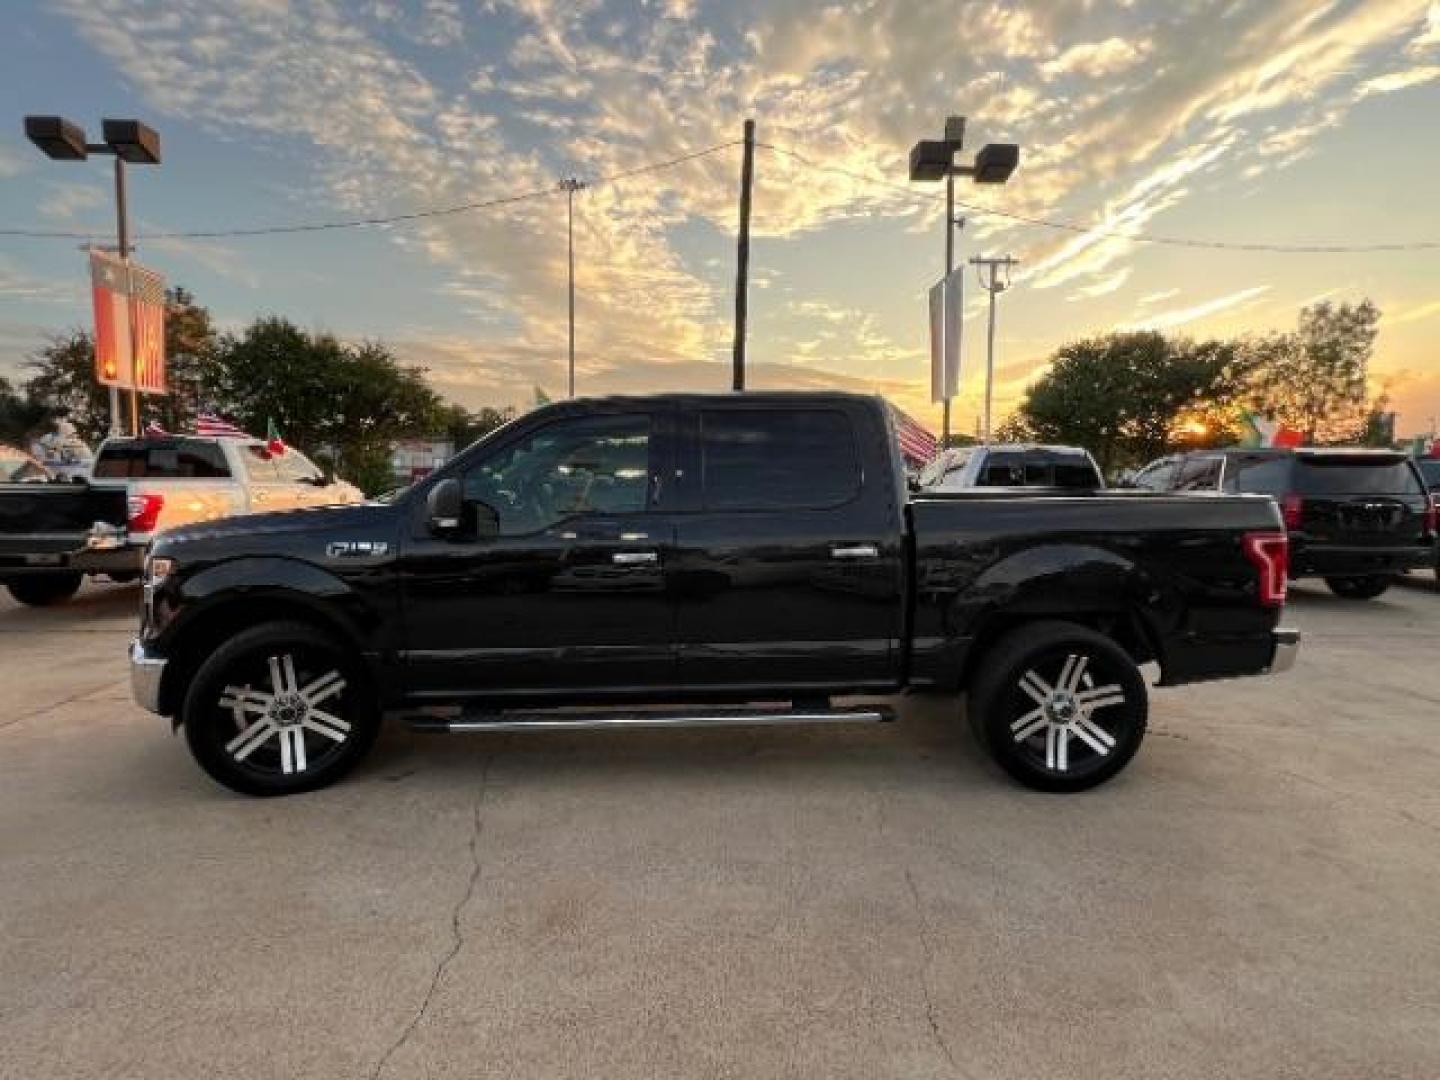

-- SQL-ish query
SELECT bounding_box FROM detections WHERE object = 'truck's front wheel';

[181,621,380,796]
[968,621,1148,793]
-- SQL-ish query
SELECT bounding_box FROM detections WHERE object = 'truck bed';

[907,490,1286,687]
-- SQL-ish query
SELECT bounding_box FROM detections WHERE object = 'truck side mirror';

[426,478,463,534]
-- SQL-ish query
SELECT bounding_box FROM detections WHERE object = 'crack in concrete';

[903,866,962,1076]
[0,680,127,733]
[370,754,495,1080]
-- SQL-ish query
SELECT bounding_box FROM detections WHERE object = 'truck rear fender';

[929,542,1170,689]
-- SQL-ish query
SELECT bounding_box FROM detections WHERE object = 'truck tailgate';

[0,483,128,560]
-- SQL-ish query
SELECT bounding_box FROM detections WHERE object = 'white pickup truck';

[0,435,362,606]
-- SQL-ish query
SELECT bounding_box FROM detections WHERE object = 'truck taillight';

[1243,531,1289,607]
[1280,493,1304,531]
[1426,496,1438,538]
[127,491,165,533]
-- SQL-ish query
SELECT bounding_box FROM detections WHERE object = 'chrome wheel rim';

[1010,651,1127,775]
[219,651,349,777]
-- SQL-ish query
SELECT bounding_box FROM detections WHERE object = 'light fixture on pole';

[24,115,162,436]
[558,177,586,399]
[908,116,1018,446]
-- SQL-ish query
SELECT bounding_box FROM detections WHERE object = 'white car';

[917,444,1105,492]
[0,434,364,606]
[89,435,363,544]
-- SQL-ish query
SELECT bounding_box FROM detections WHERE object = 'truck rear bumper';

[1292,543,1431,578]
[1269,627,1300,673]
[130,639,167,715]
[0,546,143,576]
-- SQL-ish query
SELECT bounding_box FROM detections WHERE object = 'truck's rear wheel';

[1324,575,1391,600]
[5,572,83,607]
[967,621,1148,793]
[181,621,379,796]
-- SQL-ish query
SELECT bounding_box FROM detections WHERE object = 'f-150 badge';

[327,541,389,557]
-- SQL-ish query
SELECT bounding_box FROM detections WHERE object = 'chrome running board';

[405,703,893,734]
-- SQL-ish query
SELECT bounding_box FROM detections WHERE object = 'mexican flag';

[1239,410,1303,449]
[266,418,286,456]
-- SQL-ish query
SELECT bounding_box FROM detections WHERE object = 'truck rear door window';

[92,439,231,479]
[1223,456,1290,496]
[1174,456,1222,491]
[977,454,1025,486]
[700,409,860,510]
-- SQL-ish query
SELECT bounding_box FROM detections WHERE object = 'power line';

[0,140,742,242]
[756,142,1440,254]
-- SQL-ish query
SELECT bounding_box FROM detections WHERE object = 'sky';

[1,0,1438,437]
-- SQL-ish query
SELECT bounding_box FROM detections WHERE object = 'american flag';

[194,413,250,438]
[890,405,938,468]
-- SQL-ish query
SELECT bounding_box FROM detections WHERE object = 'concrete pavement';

[1,576,1438,1079]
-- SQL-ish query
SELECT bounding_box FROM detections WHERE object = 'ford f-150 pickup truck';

[130,392,1299,797]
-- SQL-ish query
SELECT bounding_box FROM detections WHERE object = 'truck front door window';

[463,415,651,535]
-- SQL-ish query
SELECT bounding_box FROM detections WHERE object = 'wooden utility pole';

[559,177,585,398]
[732,118,755,391]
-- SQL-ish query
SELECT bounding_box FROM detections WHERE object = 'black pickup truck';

[0,479,132,606]
[131,392,1298,797]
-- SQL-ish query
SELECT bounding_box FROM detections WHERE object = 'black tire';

[182,620,380,796]
[1324,575,1391,600]
[5,572,83,607]
[967,620,1148,793]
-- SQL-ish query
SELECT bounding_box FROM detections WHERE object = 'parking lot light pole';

[23,116,162,435]
[908,117,1018,447]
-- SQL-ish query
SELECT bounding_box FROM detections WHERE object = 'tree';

[435,402,512,453]
[1244,300,1378,444]
[208,319,448,494]
[149,287,219,433]
[0,377,54,447]
[25,331,111,446]
[1011,331,1247,473]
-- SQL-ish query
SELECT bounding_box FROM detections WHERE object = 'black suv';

[1132,448,1436,599]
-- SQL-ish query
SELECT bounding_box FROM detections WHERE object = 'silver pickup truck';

[0,434,361,607]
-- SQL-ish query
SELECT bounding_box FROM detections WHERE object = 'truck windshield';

[93,439,232,479]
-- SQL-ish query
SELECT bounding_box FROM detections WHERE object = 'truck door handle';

[612,551,659,565]
[831,544,879,560]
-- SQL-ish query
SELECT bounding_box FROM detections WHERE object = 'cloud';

[1119,286,1272,331]
[0,140,30,179]
[1137,288,1180,305]
[1385,299,1440,326]
[49,0,1436,414]
[38,181,108,222]
[1353,63,1440,99]
[1041,37,1148,79]
[0,258,84,306]
[144,235,262,288]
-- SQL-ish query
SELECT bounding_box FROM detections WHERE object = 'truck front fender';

[163,561,385,656]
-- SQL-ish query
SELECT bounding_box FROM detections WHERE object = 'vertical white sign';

[943,266,963,399]
[929,270,964,403]
[929,281,946,403]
